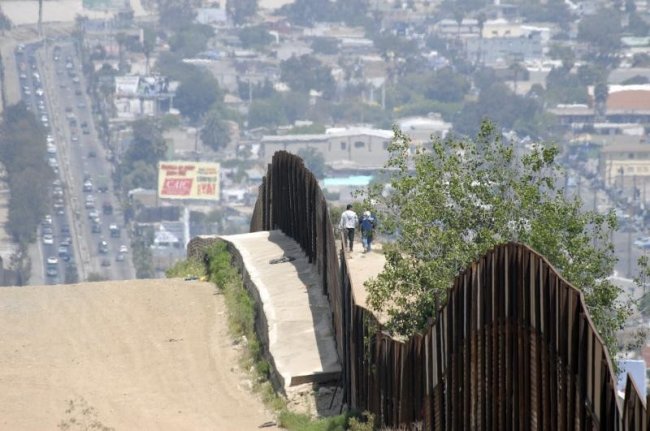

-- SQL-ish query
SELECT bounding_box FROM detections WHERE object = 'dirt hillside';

[0,279,278,430]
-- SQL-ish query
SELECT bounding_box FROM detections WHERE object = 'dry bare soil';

[0,279,277,430]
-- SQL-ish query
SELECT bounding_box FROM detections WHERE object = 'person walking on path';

[360,211,376,252]
[339,204,358,252]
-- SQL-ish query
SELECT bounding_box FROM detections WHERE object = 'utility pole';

[38,0,43,36]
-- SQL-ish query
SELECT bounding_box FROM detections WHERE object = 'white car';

[42,234,54,245]
[119,245,128,254]
[46,256,58,265]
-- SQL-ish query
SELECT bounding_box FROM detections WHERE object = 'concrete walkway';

[342,243,388,324]
[219,231,341,389]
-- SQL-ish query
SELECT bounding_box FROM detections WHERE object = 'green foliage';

[297,147,326,179]
[455,83,549,138]
[545,67,590,105]
[132,226,154,279]
[238,25,273,49]
[0,103,52,244]
[347,411,375,431]
[248,99,288,129]
[518,0,571,29]
[0,9,12,31]
[361,120,629,357]
[86,272,109,282]
[280,55,335,99]
[548,44,575,70]
[169,23,215,58]
[165,258,206,279]
[117,118,166,194]
[627,13,650,37]
[175,68,223,122]
[155,51,196,80]
[201,109,232,151]
[64,264,79,284]
[157,0,198,32]
[578,9,622,54]
[277,411,355,431]
[280,0,369,26]
[311,38,339,55]
[286,124,326,135]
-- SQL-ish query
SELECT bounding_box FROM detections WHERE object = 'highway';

[15,39,134,283]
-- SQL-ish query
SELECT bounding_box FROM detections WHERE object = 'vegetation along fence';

[189,151,649,429]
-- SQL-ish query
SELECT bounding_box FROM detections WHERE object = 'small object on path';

[269,255,295,264]
[258,421,276,428]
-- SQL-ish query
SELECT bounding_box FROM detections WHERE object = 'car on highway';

[98,240,109,254]
[47,143,57,154]
[42,234,54,245]
[58,245,70,261]
[46,266,58,277]
[116,252,125,262]
[83,180,93,192]
[109,224,120,238]
[91,223,102,234]
[101,258,111,267]
[119,245,128,254]
[47,256,58,265]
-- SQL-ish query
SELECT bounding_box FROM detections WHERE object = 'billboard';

[158,161,220,201]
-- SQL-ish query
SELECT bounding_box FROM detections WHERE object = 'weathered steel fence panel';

[239,151,647,430]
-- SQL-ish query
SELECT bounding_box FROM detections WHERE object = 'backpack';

[360,216,375,232]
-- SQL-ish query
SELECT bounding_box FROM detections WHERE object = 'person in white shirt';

[339,204,358,252]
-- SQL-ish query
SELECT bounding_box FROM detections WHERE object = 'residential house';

[260,127,394,170]
[466,31,543,67]
[598,139,650,199]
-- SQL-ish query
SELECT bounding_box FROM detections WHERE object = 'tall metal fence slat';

[226,151,646,430]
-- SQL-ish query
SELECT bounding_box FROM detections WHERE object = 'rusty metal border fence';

[243,151,648,430]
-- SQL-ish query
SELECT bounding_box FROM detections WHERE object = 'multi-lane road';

[15,39,134,283]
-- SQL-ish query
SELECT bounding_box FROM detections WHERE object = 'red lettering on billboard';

[162,178,193,195]
[198,183,216,195]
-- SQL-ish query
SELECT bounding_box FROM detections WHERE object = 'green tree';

[201,109,231,151]
[0,9,12,33]
[280,55,335,99]
[0,103,51,244]
[311,37,339,55]
[175,68,223,122]
[297,147,326,179]
[578,9,622,55]
[545,67,589,105]
[361,120,629,356]
[248,99,287,128]
[238,25,273,49]
[157,0,198,32]
[425,67,470,102]
[627,14,650,37]
[169,23,214,58]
